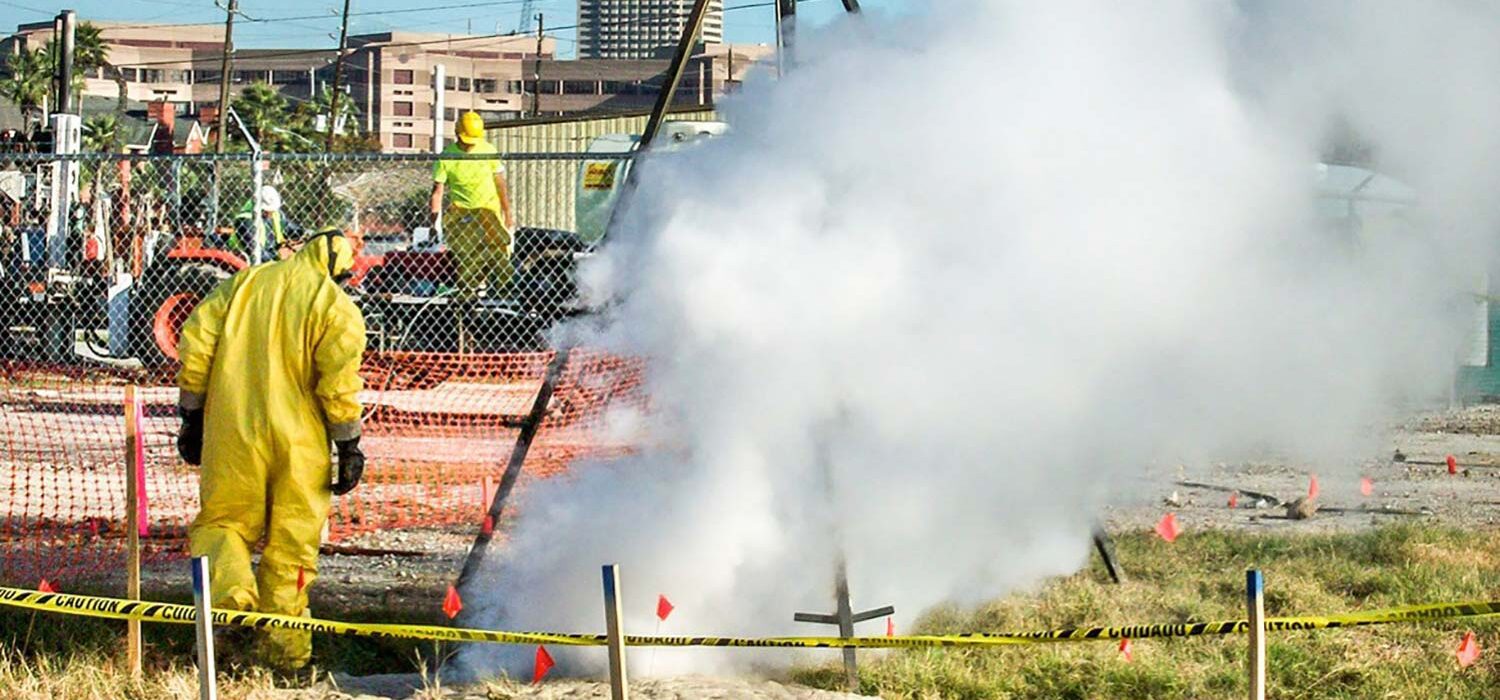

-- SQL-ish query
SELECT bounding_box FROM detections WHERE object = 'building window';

[505,80,523,94]
[392,133,413,148]
[393,101,413,117]
[393,69,414,85]
[564,80,597,95]
[444,107,456,121]
[474,79,497,94]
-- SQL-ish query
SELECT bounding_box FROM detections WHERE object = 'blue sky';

[0,0,913,56]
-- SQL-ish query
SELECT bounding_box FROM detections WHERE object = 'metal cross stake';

[794,557,893,693]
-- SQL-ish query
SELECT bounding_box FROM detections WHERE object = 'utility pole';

[215,0,237,153]
[640,0,714,148]
[49,14,61,116]
[57,11,75,114]
[327,0,352,151]
[531,13,543,118]
[775,0,795,76]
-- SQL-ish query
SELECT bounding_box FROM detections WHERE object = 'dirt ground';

[1103,405,1500,534]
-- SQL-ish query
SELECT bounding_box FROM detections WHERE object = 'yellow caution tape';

[1,586,1497,649]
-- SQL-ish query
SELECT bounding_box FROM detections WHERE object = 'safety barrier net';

[0,151,650,587]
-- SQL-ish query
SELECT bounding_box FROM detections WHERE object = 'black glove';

[178,407,204,466]
[332,437,364,496]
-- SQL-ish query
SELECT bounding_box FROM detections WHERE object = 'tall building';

[577,0,724,59]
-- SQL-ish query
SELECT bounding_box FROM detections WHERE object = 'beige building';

[3,19,770,152]
[342,31,556,152]
[2,21,335,110]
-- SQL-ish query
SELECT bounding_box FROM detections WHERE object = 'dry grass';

[794,523,1500,699]
[0,649,344,699]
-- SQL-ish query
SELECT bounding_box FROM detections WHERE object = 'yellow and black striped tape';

[1,587,1497,649]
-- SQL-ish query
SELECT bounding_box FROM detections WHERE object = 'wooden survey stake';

[602,564,629,700]
[124,385,142,677]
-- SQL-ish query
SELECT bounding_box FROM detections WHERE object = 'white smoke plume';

[453,0,1500,679]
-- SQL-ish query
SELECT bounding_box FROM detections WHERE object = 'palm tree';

[306,87,360,135]
[1,48,51,128]
[230,81,289,150]
[81,113,121,224]
[72,23,127,118]
[82,113,120,153]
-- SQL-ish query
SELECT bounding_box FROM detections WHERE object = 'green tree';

[1,48,50,127]
[72,22,128,118]
[82,113,120,152]
[229,81,293,150]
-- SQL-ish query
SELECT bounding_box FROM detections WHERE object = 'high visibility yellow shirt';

[433,141,505,212]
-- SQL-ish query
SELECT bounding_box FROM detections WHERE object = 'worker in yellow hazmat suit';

[175,228,367,669]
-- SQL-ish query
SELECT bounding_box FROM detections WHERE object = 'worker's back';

[178,234,366,464]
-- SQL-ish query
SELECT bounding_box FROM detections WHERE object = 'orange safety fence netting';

[0,349,648,588]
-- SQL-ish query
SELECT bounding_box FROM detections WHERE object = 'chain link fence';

[0,151,633,365]
[0,151,650,589]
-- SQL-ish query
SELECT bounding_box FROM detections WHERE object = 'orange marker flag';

[1360,477,1373,497]
[886,617,895,638]
[656,594,674,622]
[1308,474,1320,500]
[37,578,56,593]
[296,566,307,593]
[1227,491,1239,509]
[1154,513,1181,543]
[533,645,556,684]
[1448,454,1459,475]
[480,515,495,536]
[1457,631,1481,668]
[1119,637,1134,662]
[443,584,463,620]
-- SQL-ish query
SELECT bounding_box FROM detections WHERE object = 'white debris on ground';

[1105,405,1500,534]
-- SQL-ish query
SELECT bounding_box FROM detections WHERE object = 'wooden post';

[833,560,858,691]
[124,386,142,678]
[191,557,218,700]
[601,564,629,700]
[1246,569,1266,700]
[455,349,571,593]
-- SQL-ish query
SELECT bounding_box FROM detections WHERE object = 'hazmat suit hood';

[294,230,356,281]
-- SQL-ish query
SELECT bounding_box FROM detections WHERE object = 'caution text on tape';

[2,587,1497,649]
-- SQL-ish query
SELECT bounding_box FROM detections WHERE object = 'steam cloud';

[454,0,1500,679]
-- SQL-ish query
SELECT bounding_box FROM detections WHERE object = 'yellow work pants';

[445,205,512,300]
[187,434,332,670]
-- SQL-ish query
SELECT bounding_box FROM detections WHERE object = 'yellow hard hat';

[456,111,485,145]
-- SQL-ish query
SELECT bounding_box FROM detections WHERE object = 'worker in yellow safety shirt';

[229,186,301,264]
[430,111,516,302]
[175,227,367,670]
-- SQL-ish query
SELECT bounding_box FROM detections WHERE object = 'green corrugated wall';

[487,109,718,231]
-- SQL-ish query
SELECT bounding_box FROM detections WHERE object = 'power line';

[0,0,53,17]
[104,0,809,70]
[98,0,537,31]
